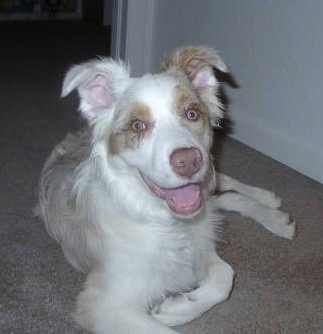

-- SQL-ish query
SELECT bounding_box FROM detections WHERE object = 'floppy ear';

[162,46,227,125]
[61,58,130,121]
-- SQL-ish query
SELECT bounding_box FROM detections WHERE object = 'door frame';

[110,0,155,75]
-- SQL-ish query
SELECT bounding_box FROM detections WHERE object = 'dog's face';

[62,46,227,217]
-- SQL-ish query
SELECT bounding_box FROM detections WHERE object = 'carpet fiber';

[0,21,322,334]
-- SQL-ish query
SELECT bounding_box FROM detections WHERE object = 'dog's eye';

[185,109,199,121]
[131,119,147,132]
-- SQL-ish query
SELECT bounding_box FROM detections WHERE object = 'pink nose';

[170,147,203,178]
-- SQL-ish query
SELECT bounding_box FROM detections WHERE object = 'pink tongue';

[164,184,201,214]
[140,173,202,215]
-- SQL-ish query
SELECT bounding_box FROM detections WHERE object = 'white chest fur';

[95,197,218,308]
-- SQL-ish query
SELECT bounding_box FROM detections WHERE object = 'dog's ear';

[162,46,227,125]
[61,58,130,121]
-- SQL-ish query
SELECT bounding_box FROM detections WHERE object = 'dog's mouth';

[141,174,202,215]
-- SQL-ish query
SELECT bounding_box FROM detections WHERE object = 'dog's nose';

[170,147,203,178]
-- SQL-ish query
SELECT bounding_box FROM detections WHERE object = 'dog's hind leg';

[75,271,178,334]
[217,173,282,209]
[151,253,234,327]
[214,191,296,239]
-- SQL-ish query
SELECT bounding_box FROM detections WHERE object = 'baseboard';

[229,110,323,184]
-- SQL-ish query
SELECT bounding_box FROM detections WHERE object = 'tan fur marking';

[162,45,227,78]
[163,46,226,121]
[109,102,153,155]
[173,86,209,126]
[172,86,213,148]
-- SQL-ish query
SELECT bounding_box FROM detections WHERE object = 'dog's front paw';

[264,210,296,240]
[151,293,199,327]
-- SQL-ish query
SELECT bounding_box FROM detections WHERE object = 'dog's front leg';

[217,173,282,208]
[215,191,296,239]
[75,271,178,334]
[151,253,234,327]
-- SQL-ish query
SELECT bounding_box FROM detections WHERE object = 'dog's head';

[62,46,227,217]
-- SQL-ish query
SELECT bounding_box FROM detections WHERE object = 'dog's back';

[38,130,97,270]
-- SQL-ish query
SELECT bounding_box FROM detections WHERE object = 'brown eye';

[186,109,199,121]
[131,119,147,132]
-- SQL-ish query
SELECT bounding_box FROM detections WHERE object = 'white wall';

[148,0,323,184]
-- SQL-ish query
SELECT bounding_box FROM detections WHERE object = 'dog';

[38,46,295,334]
